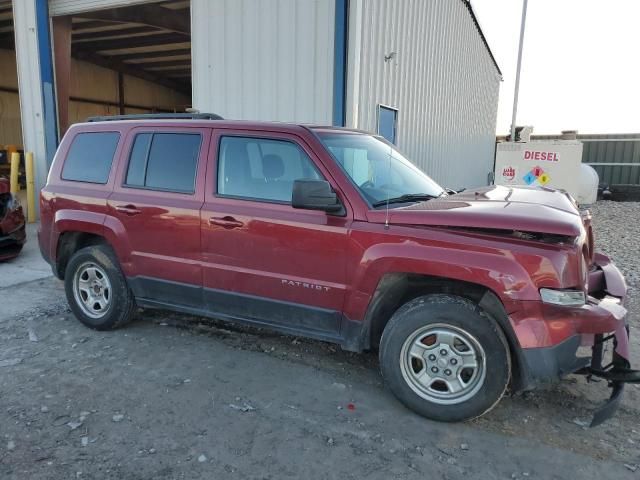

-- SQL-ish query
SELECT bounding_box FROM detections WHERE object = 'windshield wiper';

[372,193,440,208]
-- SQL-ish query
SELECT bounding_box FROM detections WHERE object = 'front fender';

[343,241,537,322]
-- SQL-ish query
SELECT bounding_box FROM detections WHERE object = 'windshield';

[317,132,445,207]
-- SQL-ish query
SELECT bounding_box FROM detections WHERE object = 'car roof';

[77,115,371,137]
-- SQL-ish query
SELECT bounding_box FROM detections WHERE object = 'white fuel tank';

[576,163,599,205]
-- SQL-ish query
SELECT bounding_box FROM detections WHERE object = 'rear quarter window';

[125,133,201,194]
[61,132,120,184]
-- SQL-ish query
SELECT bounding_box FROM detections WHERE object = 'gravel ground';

[590,201,640,335]
[590,202,640,287]
[0,201,639,479]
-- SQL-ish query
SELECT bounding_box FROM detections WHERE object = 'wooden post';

[52,15,72,136]
[118,72,126,115]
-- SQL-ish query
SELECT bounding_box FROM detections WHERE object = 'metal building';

[7,0,501,197]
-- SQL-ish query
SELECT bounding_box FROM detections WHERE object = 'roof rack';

[86,113,224,122]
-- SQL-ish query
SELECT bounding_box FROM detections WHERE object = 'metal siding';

[49,0,161,15]
[192,0,335,124]
[583,139,640,186]
[347,0,500,189]
[530,134,640,186]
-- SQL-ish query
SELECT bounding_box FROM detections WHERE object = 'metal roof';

[462,0,503,77]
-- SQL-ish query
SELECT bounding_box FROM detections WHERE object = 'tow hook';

[579,332,640,427]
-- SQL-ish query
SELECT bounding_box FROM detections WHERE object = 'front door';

[200,129,352,340]
[107,126,211,308]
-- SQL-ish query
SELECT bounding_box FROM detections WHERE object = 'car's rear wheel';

[380,294,510,422]
[64,245,135,330]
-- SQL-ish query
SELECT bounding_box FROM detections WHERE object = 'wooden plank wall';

[0,47,191,146]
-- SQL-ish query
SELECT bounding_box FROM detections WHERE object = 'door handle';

[115,204,142,216]
[209,216,244,229]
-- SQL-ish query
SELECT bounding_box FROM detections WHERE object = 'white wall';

[13,0,49,197]
[346,0,501,190]
[192,0,335,124]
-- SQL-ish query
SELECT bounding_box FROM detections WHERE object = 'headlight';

[540,288,585,306]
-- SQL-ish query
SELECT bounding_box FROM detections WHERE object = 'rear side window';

[61,132,120,184]
[125,133,202,193]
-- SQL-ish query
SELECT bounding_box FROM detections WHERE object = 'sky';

[471,0,640,135]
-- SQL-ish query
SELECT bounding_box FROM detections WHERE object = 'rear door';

[200,129,352,340]
[107,126,211,308]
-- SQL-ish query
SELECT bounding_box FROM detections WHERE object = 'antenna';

[384,144,392,230]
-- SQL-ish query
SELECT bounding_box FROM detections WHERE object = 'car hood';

[369,185,584,237]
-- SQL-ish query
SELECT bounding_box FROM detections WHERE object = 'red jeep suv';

[39,114,635,425]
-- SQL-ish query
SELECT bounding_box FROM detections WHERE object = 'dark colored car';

[0,177,26,261]
[38,114,637,425]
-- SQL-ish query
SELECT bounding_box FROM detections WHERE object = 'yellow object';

[10,152,19,194]
[538,173,551,185]
[26,152,36,223]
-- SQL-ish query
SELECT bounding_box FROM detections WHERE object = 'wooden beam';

[69,95,175,113]
[0,32,14,50]
[52,16,73,135]
[73,26,158,42]
[72,20,121,31]
[131,59,191,68]
[0,85,18,94]
[72,48,190,95]
[118,72,125,115]
[72,32,189,51]
[165,72,192,78]
[107,48,191,61]
[74,4,189,35]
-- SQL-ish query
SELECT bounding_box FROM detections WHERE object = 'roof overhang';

[462,0,503,78]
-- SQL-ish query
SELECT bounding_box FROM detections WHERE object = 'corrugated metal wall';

[531,134,640,186]
[192,0,335,124]
[346,0,501,190]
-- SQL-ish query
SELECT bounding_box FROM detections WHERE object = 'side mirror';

[292,179,343,213]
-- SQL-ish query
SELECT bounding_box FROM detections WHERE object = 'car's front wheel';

[379,294,511,422]
[64,244,135,330]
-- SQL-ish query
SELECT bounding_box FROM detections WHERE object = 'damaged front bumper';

[0,222,26,261]
[515,253,638,426]
[578,297,640,427]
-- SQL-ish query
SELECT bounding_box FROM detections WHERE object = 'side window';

[217,136,322,203]
[61,132,120,184]
[125,133,201,193]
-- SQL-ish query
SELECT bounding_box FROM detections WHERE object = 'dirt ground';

[1,205,639,480]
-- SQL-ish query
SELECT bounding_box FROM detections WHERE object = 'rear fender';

[53,210,133,275]
[52,210,106,262]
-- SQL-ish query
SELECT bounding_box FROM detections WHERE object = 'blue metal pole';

[35,0,58,167]
[333,0,348,127]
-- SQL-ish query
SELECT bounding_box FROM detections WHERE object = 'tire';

[379,294,511,422]
[64,244,135,331]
